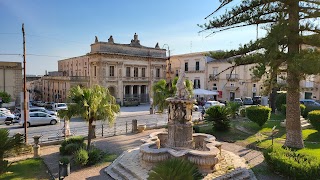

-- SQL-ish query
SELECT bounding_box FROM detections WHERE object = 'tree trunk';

[284,0,304,149]
[64,119,71,138]
[284,71,304,148]
[87,120,93,151]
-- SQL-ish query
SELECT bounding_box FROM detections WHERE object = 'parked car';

[19,112,60,127]
[123,98,140,107]
[300,99,320,108]
[204,101,225,109]
[193,104,199,111]
[29,107,57,116]
[0,112,18,125]
[233,98,243,106]
[253,96,262,105]
[52,103,68,111]
[243,97,254,105]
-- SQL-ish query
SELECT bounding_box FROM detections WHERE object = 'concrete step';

[214,168,252,180]
[105,152,125,180]
[300,120,309,125]
[112,164,137,180]
[118,148,145,180]
[301,123,312,130]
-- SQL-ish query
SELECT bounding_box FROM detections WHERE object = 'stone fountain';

[105,72,257,180]
[140,72,222,173]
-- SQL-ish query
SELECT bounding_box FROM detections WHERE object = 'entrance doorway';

[230,92,235,101]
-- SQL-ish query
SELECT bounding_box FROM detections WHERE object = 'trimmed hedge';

[87,148,104,165]
[60,136,85,155]
[264,147,320,179]
[246,106,271,127]
[74,148,89,166]
[308,110,320,131]
[303,106,320,118]
[281,104,306,116]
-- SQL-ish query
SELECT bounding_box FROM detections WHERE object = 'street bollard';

[132,119,137,133]
[33,135,41,157]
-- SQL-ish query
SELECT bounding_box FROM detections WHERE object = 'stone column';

[138,85,141,95]
[130,85,134,97]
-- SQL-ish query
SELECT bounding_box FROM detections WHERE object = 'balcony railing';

[226,74,239,81]
[209,74,219,81]
[225,85,239,91]
[70,76,89,81]
[185,67,205,73]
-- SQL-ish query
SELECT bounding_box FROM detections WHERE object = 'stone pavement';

[6,128,283,180]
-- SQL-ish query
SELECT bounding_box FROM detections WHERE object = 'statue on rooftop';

[95,36,98,43]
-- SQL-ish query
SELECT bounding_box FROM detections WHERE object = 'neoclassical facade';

[58,33,167,105]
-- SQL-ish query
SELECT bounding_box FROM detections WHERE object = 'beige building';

[0,61,22,103]
[170,52,264,102]
[56,33,167,105]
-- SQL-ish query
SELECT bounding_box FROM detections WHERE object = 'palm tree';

[0,129,23,174]
[68,85,120,150]
[57,103,78,138]
[152,77,194,113]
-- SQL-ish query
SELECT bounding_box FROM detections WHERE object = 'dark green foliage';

[59,157,70,164]
[148,158,203,180]
[303,106,320,118]
[204,106,230,131]
[240,108,246,117]
[264,147,320,179]
[275,93,286,111]
[74,148,89,166]
[193,126,200,133]
[64,143,85,155]
[246,106,271,127]
[227,101,240,118]
[87,148,104,165]
[60,136,85,155]
[0,91,11,103]
[0,129,23,174]
[308,110,320,131]
[281,104,305,116]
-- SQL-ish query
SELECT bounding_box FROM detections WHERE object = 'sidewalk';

[6,129,283,180]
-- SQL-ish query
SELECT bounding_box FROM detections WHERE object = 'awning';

[193,89,219,96]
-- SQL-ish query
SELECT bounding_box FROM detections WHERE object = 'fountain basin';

[140,131,222,173]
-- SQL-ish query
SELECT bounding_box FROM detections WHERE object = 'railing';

[22,117,167,145]
[185,67,205,72]
[70,76,89,81]
[226,74,239,81]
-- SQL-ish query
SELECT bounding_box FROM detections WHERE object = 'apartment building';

[170,52,264,102]
[0,61,22,103]
[57,33,167,105]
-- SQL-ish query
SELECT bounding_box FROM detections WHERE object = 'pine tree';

[199,0,320,148]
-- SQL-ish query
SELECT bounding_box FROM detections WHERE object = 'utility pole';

[22,23,28,143]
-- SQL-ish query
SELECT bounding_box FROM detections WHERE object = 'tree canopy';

[199,0,320,148]
[0,91,11,103]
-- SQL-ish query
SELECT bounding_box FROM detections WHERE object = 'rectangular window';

[156,68,160,78]
[176,70,179,77]
[126,67,131,77]
[185,62,188,71]
[142,68,146,77]
[193,79,200,89]
[110,66,115,77]
[196,61,200,71]
[94,66,96,77]
[134,67,138,77]
[84,70,87,76]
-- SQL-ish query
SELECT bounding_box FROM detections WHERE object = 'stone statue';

[95,36,98,43]
[175,71,190,99]
[155,42,160,49]
[108,35,114,43]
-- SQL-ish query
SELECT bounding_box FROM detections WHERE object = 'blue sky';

[0,0,264,75]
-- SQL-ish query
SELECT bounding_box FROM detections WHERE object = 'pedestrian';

[201,107,205,120]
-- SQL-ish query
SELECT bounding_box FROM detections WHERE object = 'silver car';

[0,112,16,125]
[19,112,60,127]
[29,107,57,116]
[204,101,225,109]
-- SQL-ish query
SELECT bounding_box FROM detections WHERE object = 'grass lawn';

[0,158,51,180]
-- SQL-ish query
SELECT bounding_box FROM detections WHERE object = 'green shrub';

[264,146,320,179]
[246,106,271,127]
[88,148,103,165]
[193,125,200,133]
[281,104,306,116]
[240,108,246,117]
[148,158,203,180]
[303,106,320,118]
[308,110,320,131]
[64,143,86,155]
[275,93,286,111]
[0,160,9,174]
[59,157,70,164]
[204,106,230,131]
[60,136,85,155]
[74,148,89,166]
[227,101,240,118]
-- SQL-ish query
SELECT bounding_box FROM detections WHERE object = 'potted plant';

[59,157,70,178]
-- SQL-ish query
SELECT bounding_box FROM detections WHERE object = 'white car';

[53,103,68,111]
[0,112,17,125]
[29,107,57,116]
[19,112,60,127]
[204,101,225,109]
